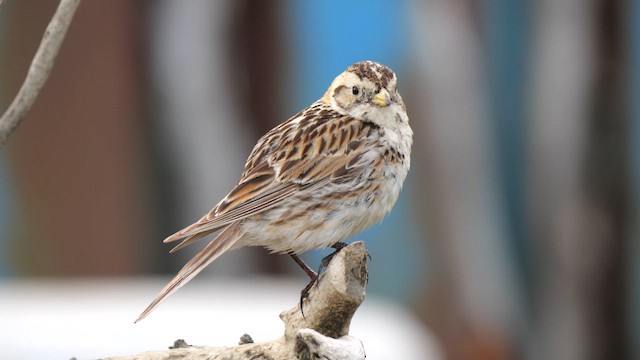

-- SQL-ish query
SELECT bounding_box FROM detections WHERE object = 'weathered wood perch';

[104,241,369,360]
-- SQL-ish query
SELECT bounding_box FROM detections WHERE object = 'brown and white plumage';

[136,61,413,322]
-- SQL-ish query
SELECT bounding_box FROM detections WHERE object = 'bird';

[136,61,413,322]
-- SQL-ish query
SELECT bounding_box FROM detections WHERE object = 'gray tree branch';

[0,0,81,149]
[104,242,369,360]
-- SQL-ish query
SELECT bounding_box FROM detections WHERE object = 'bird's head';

[323,61,406,127]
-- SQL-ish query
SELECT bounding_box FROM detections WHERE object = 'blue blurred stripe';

[485,0,531,301]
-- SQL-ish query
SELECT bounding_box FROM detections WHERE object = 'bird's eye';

[352,86,359,96]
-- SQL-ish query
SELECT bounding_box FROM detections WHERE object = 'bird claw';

[294,242,352,318]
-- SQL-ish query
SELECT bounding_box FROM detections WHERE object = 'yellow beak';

[372,89,391,107]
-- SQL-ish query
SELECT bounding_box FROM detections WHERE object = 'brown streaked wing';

[163,211,221,243]
[269,116,369,184]
[169,229,215,253]
[164,106,372,247]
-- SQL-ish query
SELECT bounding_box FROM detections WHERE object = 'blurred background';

[0,0,639,359]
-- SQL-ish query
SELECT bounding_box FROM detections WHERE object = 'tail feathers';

[135,222,244,323]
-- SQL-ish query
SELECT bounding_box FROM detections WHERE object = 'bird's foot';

[318,242,349,274]
[290,243,358,318]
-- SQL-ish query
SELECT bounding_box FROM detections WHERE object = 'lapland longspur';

[137,61,413,322]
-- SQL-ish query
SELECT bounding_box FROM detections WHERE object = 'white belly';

[238,167,406,254]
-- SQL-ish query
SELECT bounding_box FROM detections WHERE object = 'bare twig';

[105,242,369,360]
[0,0,81,149]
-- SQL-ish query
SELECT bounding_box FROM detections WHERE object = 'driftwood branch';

[105,242,369,360]
[0,0,81,149]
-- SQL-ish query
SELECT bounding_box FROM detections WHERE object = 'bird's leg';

[289,253,317,317]
[290,253,318,279]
